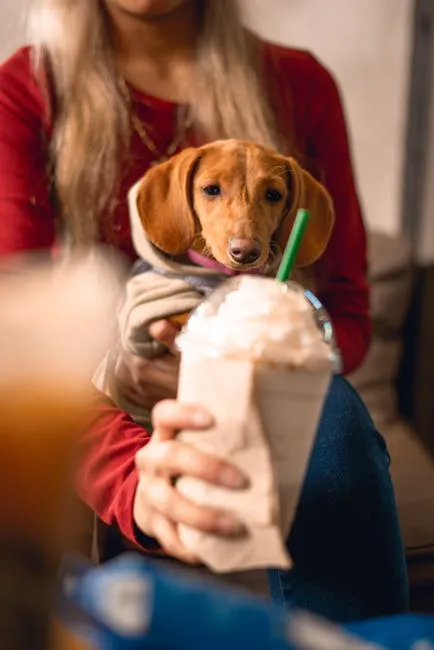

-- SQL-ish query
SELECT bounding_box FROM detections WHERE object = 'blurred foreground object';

[58,554,377,650]
[58,553,434,650]
[0,250,122,650]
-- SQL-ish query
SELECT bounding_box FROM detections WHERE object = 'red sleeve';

[0,48,56,253]
[0,48,151,549]
[304,55,371,374]
[77,396,153,547]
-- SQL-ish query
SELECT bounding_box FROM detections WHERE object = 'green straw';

[276,209,310,283]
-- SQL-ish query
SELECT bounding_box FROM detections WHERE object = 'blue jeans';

[267,375,409,622]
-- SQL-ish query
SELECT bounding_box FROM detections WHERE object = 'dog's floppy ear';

[276,157,335,267]
[135,147,201,255]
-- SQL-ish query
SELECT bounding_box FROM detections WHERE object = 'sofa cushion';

[368,230,413,334]
[350,339,401,424]
[385,420,434,553]
[350,232,434,563]
[348,231,413,424]
[368,231,412,280]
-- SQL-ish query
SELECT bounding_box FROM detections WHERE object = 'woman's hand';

[115,320,180,410]
[134,400,248,564]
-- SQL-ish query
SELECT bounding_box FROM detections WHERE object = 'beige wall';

[242,0,414,236]
[1,0,414,236]
[0,0,28,63]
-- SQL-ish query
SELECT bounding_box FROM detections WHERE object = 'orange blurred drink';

[0,251,121,650]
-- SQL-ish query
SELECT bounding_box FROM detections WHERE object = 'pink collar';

[187,249,264,276]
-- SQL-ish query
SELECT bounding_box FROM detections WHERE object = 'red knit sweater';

[0,44,370,549]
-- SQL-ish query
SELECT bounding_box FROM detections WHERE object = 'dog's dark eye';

[265,188,283,203]
[202,184,221,197]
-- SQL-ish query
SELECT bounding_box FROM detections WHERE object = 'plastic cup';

[175,276,340,573]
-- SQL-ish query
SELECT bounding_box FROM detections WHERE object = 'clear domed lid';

[177,276,342,373]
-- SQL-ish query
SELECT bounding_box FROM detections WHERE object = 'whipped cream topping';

[177,276,333,370]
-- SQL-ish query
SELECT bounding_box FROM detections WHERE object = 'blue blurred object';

[57,553,434,650]
[58,554,292,650]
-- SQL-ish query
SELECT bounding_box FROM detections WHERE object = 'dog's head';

[136,139,334,270]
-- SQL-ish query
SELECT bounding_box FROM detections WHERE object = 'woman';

[0,0,408,621]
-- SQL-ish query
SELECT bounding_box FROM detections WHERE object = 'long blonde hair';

[28,0,280,244]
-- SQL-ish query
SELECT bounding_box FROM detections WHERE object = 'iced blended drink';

[0,252,121,650]
[176,276,340,573]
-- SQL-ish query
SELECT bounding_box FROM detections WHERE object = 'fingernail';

[217,515,245,535]
[219,466,248,489]
[192,409,214,427]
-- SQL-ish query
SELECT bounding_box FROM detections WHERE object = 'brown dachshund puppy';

[134,139,335,327]
[93,142,336,425]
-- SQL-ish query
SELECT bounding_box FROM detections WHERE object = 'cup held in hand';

[176,276,338,573]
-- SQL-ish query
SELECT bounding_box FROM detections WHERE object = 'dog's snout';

[228,238,262,265]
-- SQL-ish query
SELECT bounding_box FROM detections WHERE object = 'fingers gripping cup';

[176,276,340,573]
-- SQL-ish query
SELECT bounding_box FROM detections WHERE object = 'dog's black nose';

[228,238,262,265]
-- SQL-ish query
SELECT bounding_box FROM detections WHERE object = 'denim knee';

[268,374,408,621]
